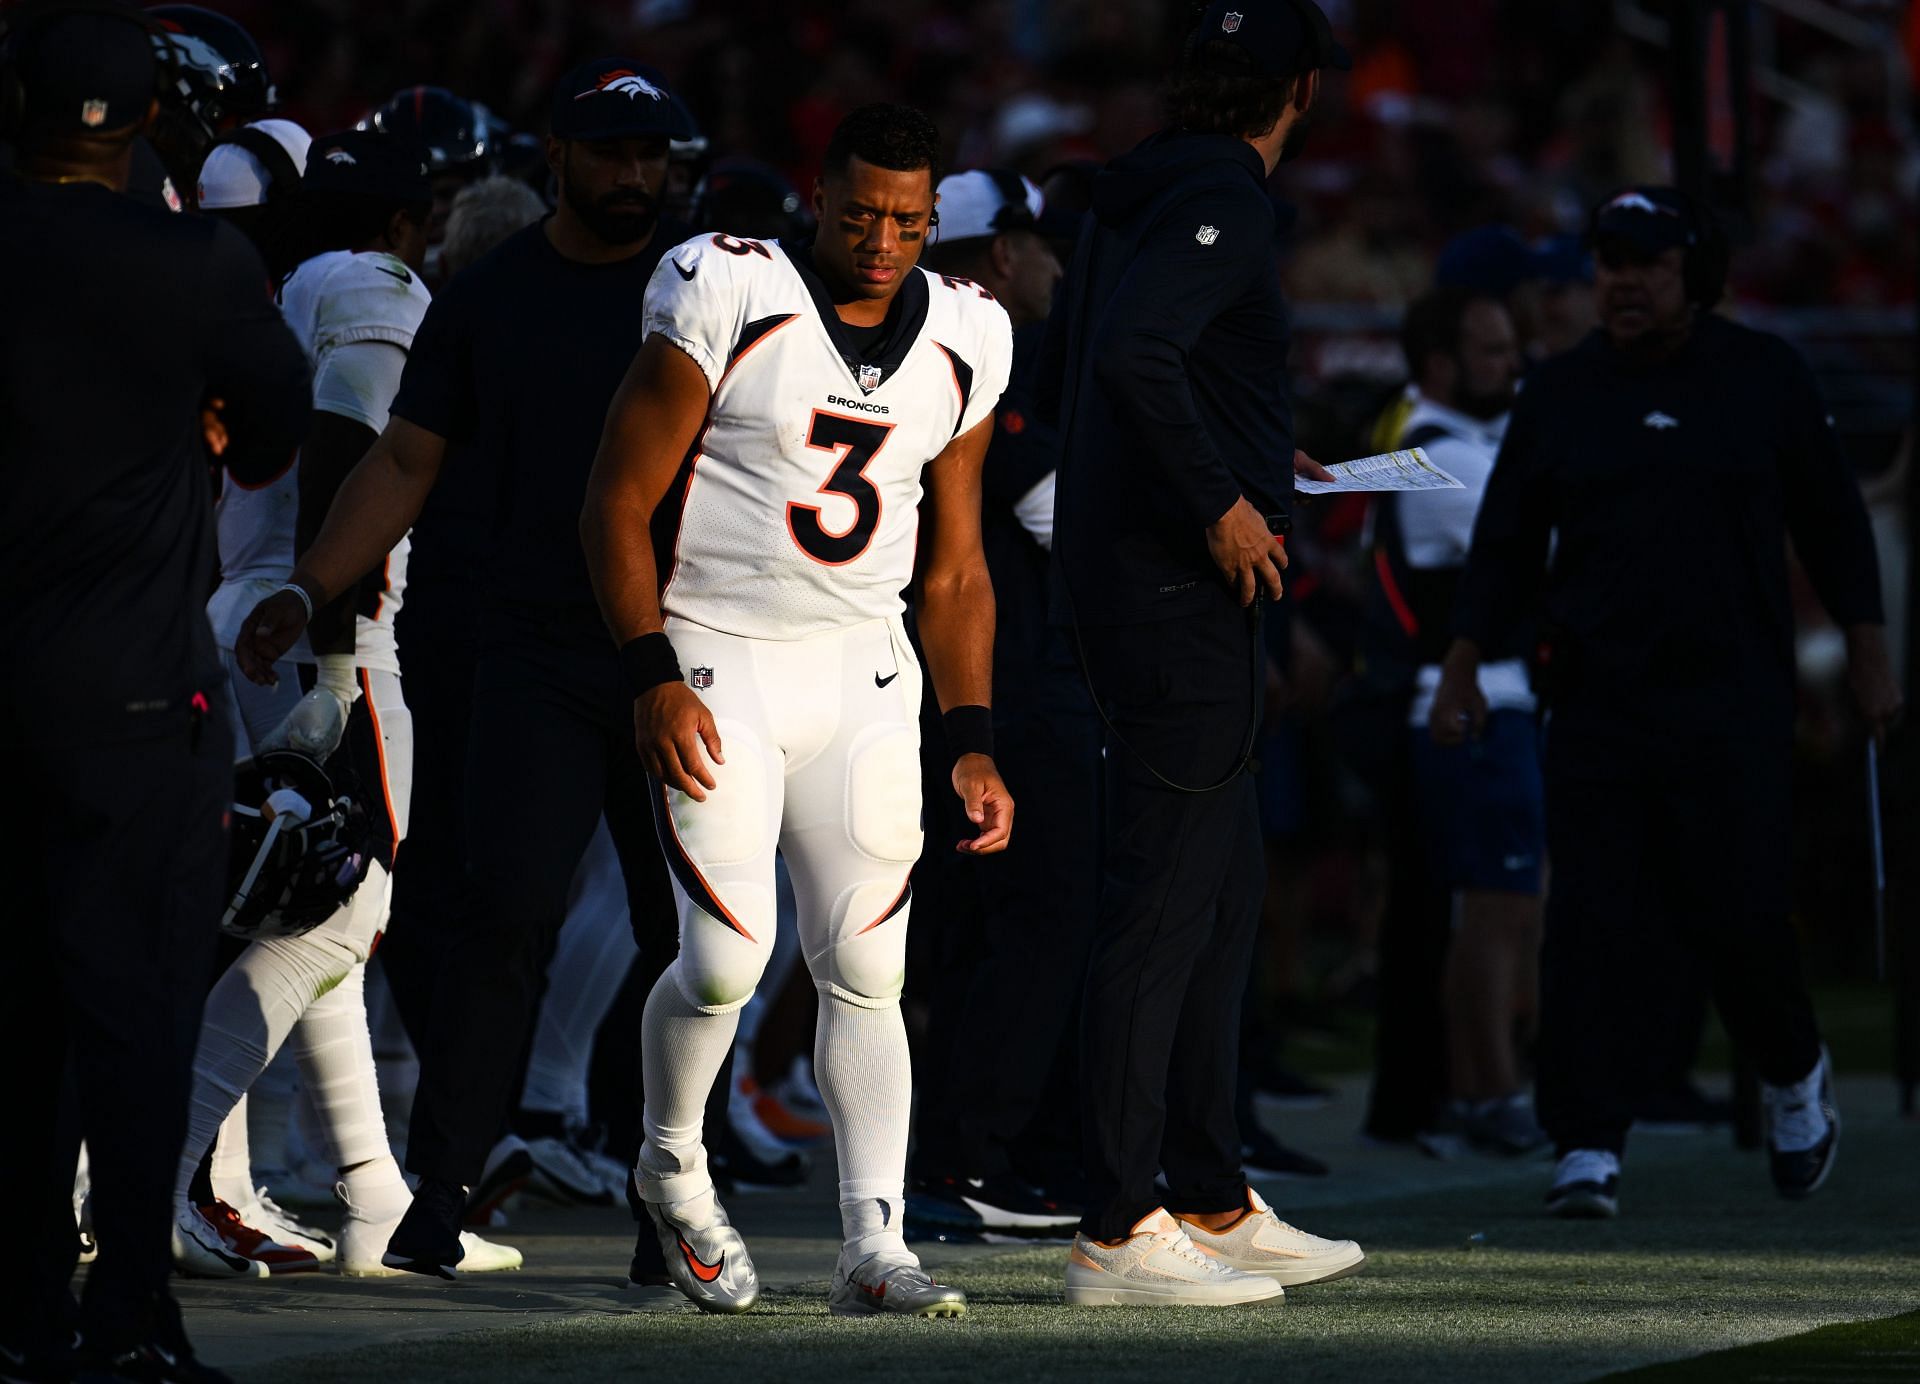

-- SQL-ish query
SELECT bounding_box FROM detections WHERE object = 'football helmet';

[223,750,372,942]
[147,3,274,193]
[359,85,505,176]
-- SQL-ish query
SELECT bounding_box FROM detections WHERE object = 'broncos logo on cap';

[577,70,666,102]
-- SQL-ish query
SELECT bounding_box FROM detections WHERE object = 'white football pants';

[639,615,922,1260]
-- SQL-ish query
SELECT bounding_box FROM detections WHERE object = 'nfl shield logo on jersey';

[1196,225,1220,246]
[690,666,714,690]
[1222,11,1243,32]
[858,364,884,393]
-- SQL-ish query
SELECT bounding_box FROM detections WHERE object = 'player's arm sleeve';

[1089,185,1267,527]
[639,237,739,393]
[1776,343,1884,627]
[313,341,409,434]
[1453,388,1555,648]
[197,218,311,485]
[388,287,475,442]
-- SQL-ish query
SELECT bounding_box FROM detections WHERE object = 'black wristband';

[619,632,683,698]
[943,704,994,762]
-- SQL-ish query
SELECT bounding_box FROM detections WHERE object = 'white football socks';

[177,931,356,1205]
[288,961,392,1169]
[637,961,742,1205]
[814,991,911,1265]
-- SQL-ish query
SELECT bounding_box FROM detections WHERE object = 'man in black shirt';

[235,57,695,1277]
[1044,0,1363,1306]
[0,11,308,1378]
[1433,186,1903,1217]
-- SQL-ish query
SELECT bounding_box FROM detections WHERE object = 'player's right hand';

[235,589,312,686]
[1205,496,1286,607]
[1428,663,1488,747]
[636,681,725,801]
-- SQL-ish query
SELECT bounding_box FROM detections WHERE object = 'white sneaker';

[1064,1209,1285,1307]
[523,1131,620,1207]
[243,1188,336,1264]
[335,1182,523,1278]
[1176,1189,1365,1286]
[172,1200,321,1277]
[1546,1149,1620,1219]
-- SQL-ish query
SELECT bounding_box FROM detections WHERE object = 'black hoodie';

[1039,131,1294,626]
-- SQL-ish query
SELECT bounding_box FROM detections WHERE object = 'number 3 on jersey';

[789,410,893,566]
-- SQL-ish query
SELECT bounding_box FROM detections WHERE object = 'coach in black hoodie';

[1043,0,1364,1293]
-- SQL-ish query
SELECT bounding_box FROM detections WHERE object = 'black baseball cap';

[1192,0,1352,77]
[302,129,431,204]
[14,9,157,135]
[550,58,695,142]
[1589,187,1696,255]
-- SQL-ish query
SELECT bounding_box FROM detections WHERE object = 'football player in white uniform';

[179,130,518,1280]
[582,103,1013,1317]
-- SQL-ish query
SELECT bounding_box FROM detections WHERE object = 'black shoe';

[708,1123,807,1193]
[623,1170,670,1288]
[906,1174,1081,1237]
[2,1333,79,1384]
[1766,1053,1839,1200]
[382,1178,467,1279]
[72,1298,231,1384]
[1242,1126,1329,1180]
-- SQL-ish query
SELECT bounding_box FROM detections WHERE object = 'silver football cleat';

[829,1254,967,1318]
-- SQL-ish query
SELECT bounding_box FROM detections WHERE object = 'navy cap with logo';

[302,129,431,205]
[1589,187,1696,255]
[1193,0,1352,77]
[550,58,696,142]
[14,10,157,135]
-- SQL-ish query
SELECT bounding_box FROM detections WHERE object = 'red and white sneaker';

[173,1200,320,1277]
[242,1188,336,1265]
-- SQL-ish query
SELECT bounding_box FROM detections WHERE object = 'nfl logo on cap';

[81,99,108,127]
[1222,10,1244,31]
[858,364,884,392]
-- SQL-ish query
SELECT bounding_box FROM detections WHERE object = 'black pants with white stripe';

[401,607,676,1188]
[1076,597,1267,1242]
[1535,712,1821,1156]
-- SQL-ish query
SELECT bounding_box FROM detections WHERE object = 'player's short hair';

[821,104,941,188]
[1166,38,1305,142]
[1400,286,1487,380]
[443,175,546,279]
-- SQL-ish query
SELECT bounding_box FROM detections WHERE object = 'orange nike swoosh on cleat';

[677,1233,724,1283]
[858,1280,886,1301]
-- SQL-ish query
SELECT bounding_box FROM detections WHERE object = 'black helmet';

[148,4,273,128]
[223,751,374,942]
[693,157,813,242]
[359,85,502,177]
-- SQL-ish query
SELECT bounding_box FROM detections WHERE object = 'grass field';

[245,1075,1918,1384]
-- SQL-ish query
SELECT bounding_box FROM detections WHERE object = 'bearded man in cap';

[236,58,697,1279]
[1432,186,1903,1218]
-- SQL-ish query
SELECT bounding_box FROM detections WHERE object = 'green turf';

[269,1104,1918,1384]
[1598,1307,1920,1381]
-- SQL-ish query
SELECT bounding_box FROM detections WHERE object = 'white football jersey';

[642,233,1013,640]
[209,250,429,673]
